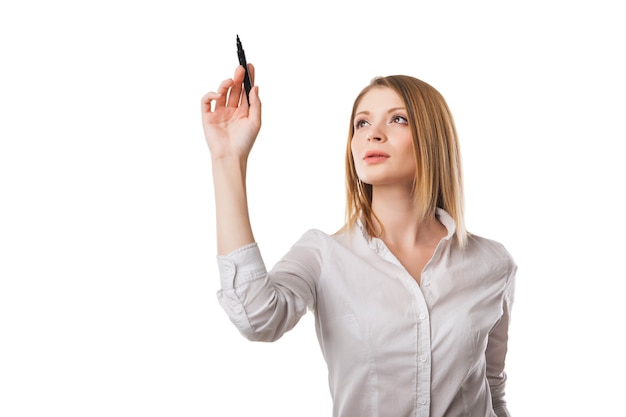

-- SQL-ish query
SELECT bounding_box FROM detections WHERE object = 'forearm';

[211,156,255,255]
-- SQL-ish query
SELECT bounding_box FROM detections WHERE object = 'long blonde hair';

[342,75,468,247]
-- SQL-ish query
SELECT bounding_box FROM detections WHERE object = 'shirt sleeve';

[215,231,322,342]
[486,258,517,417]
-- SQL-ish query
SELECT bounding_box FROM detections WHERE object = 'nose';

[367,133,386,143]
[366,126,386,142]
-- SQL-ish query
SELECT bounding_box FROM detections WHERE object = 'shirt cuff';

[216,243,267,290]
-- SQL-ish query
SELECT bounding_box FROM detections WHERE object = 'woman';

[201,64,516,417]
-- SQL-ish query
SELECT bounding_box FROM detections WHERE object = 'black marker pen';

[236,35,253,105]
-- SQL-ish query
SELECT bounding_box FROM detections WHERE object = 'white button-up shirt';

[216,209,516,417]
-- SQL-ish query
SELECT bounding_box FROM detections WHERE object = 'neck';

[370,186,445,248]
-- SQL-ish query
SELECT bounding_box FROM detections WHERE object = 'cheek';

[399,136,415,159]
[350,140,366,177]
[350,137,358,153]
[350,140,360,163]
[397,136,416,174]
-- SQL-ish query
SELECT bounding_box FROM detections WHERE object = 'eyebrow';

[354,107,407,117]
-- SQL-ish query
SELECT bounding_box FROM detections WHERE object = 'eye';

[392,115,408,124]
[354,119,370,129]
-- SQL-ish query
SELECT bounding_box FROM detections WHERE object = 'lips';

[363,150,390,162]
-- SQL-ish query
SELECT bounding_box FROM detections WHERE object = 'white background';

[1,1,624,416]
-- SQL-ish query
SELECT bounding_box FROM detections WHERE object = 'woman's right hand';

[201,64,261,161]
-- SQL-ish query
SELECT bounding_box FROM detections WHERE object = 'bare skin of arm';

[201,64,261,255]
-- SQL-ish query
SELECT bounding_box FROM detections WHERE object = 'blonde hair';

[342,75,468,247]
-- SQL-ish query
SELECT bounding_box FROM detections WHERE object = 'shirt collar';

[356,208,456,255]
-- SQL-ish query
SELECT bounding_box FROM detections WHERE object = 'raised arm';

[202,67,317,341]
[201,64,261,255]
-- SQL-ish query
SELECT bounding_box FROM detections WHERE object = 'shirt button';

[419,313,426,320]
[419,400,428,406]
[218,258,237,280]
[418,355,428,362]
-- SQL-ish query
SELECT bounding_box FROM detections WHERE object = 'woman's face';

[351,86,416,188]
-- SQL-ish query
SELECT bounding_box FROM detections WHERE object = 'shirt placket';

[413,270,432,417]
[371,238,433,417]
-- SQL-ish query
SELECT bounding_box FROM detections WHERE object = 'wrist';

[211,152,249,166]
[211,155,249,180]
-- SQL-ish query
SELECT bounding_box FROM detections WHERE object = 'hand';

[201,64,261,161]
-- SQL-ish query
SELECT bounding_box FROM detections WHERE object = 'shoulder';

[464,233,517,276]
[455,234,517,301]
[296,228,334,244]
[285,228,340,254]
[296,227,353,249]
[290,227,366,257]
[275,228,353,274]
[466,233,514,259]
